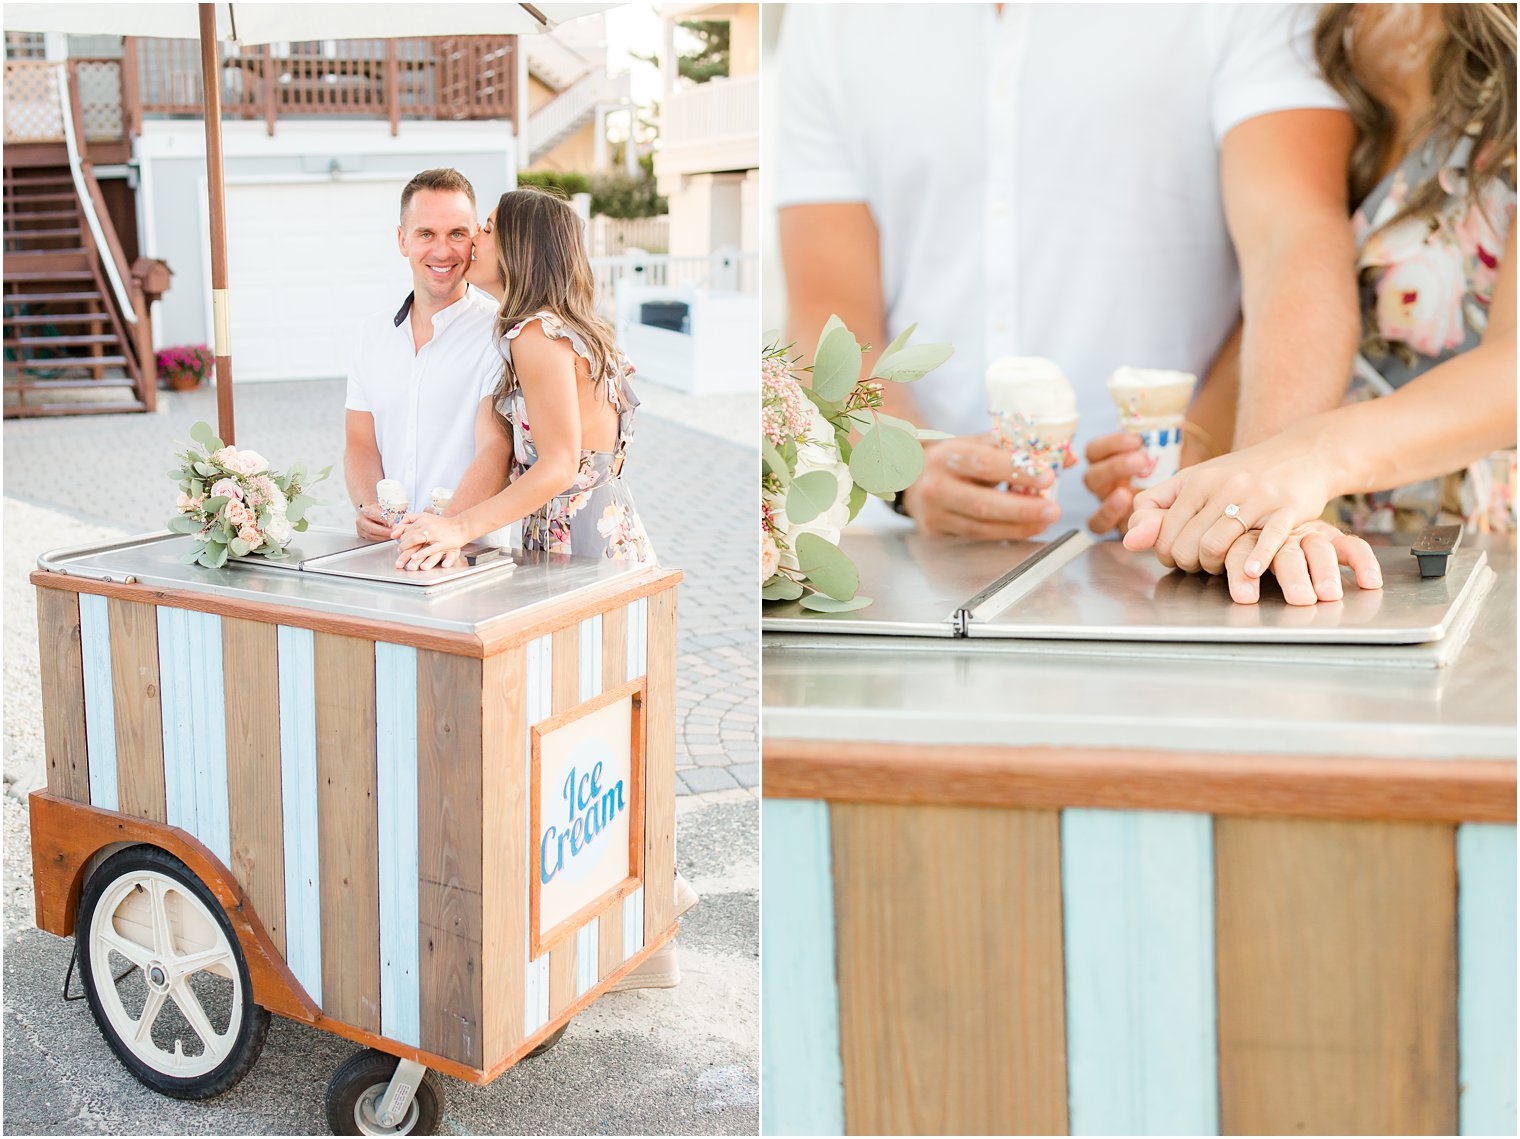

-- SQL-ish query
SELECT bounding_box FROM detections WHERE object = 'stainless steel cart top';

[39,528,643,634]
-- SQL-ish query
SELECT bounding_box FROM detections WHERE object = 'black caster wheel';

[525,1020,569,1059]
[76,845,269,1100]
[326,1048,442,1136]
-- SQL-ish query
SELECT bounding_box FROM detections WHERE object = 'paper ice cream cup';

[1121,414,1187,490]
[430,487,454,515]
[991,411,1079,498]
[376,479,409,525]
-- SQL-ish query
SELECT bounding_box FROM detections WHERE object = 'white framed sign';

[530,677,645,958]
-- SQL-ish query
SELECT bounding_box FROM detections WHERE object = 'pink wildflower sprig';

[762,346,812,448]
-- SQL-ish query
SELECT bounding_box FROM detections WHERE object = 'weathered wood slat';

[417,649,484,1066]
[314,632,381,1033]
[832,802,1069,1136]
[222,617,286,955]
[643,588,677,943]
[108,598,165,823]
[1216,818,1458,1135]
[523,635,551,1035]
[547,624,579,1018]
[37,587,89,802]
[482,647,526,1059]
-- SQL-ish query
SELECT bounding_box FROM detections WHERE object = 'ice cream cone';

[1107,368,1197,489]
[991,412,1079,498]
[986,357,1079,498]
[376,478,409,525]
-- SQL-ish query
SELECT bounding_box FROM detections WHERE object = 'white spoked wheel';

[77,846,269,1099]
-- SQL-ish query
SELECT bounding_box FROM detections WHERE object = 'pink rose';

[176,491,191,511]
[1374,236,1468,357]
[211,478,243,502]
[238,524,261,548]
[761,529,780,581]
[224,500,250,527]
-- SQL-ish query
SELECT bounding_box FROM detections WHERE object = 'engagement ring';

[1223,503,1247,530]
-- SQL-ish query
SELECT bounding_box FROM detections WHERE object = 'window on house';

[4,32,47,61]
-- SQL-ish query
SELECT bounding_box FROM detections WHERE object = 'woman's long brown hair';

[1315,3,1516,229]
[488,188,620,430]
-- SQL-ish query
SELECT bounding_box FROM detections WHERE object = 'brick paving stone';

[730,763,759,789]
[3,378,758,796]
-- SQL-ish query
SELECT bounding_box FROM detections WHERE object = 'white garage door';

[223,178,415,382]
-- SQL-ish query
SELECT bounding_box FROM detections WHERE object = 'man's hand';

[1083,432,1152,534]
[354,503,395,542]
[902,433,1065,539]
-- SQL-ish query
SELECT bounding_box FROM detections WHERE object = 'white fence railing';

[590,247,757,317]
[527,68,629,160]
[590,215,669,256]
[659,73,759,176]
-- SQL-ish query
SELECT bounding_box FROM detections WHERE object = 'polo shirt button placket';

[986,6,1029,369]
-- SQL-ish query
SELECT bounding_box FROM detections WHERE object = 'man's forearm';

[345,449,385,510]
[448,446,511,516]
[1236,221,1358,447]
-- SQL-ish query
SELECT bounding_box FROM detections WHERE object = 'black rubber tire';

[76,844,270,1100]
[524,1020,569,1059]
[326,1049,442,1136]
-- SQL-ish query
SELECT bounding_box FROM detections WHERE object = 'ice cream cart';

[29,528,681,1135]
[761,529,1516,1137]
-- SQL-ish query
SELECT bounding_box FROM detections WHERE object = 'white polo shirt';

[776,3,1343,520]
[344,286,503,510]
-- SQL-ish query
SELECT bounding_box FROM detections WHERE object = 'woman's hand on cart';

[392,513,466,572]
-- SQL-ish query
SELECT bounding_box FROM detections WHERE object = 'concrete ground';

[2,380,758,1135]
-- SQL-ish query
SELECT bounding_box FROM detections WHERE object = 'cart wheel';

[525,1021,569,1058]
[76,845,269,1099]
[326,1049,442,1136]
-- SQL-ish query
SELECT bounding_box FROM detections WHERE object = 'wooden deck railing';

[125,36,518,136]
[4,60,124,145]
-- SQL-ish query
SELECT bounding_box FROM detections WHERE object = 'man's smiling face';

[397,189,476,307]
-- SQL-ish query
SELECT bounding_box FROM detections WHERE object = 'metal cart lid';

[762,527,1493,650]
[38,528,644,634]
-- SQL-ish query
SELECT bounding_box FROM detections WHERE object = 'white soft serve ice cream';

[1106,366,1197,422]
[985,356,1078,421]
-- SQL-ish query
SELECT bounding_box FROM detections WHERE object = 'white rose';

[235,449,269,475]
[761,530,780,582]
[264,513,294,547]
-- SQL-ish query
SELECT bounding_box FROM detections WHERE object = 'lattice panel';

[75,60,124,141]
[4,62,63,142]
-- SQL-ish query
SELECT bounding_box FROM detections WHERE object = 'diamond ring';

[1222,503,1248,530]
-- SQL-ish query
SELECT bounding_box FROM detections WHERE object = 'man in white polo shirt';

[777,4,1359,537]
[344,168,505,541]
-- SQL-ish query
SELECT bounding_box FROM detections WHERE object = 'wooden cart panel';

[35,575,680,1077]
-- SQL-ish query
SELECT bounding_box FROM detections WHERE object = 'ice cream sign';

[530,679,645,956]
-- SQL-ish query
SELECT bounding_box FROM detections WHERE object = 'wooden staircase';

[3,160,155,416]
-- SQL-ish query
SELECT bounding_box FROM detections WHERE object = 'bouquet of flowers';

[761,316,952,611]
[167,421,330,568]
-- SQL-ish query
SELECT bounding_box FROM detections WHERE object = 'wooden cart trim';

[28,790,679,1087]
[29,566,683,659]
[762,738,1518,823]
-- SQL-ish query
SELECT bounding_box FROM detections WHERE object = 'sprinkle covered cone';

[986,357,1079,498]
[991,412,1079,499]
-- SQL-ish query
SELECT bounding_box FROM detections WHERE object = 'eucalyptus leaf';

[193,462,216,478]
[180,546,207,565]
[230,537,251,557]
[846,483,869,523]
[869,322,917,376]
[916,428,954,441]
[294,519,311,532]
[795,532,859,601]
[315,464,333,481]
[167,515,201,535]
[167,468,186,481]
[190,478,205,498]
[204,495,229,513]
[189,421,219,449]
[800,593,874,613]
[761,575,805,602]
[814,314,847,357]
[209,542,229,569]
[762,436,791,487]
[849,424,925,495]
[287,494,316,523]
[874,342,954,384]
[784,470,839,526]
[802,387,841,420]
[811,325,862,403]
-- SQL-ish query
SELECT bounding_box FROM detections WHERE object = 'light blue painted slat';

[187,612,230,867]
[623,886,645,961]
[277,626,322,1006]
[78,594,118,811]
[589,614,602,697]
[575,923,598,997]
[760,798,845,1136]
[158,608,197,835]
[376,642,421,1048]
[626,598,646,682]
[1459,823,1517,1136]
[524,635,551,1035]
[1062,808,1217,1137]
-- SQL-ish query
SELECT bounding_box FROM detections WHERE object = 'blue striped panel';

[1062,808,1217,1136]
[277,626,322,1006]
[575,923,598,997]
[78,594,118,811]
[579,614,603,702]
[623,885,645,961]
[761,798,845,1136]
[375,642,420,1048]
[524,634,552,1035]
[157,608,231,866]
[626,597,647,682]
[1458,823,1517,1136]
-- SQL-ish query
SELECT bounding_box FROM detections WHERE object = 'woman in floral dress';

[1123,2,1515,602]
[392,188,654,569]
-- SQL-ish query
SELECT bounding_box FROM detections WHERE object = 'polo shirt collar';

[392,289,476,331]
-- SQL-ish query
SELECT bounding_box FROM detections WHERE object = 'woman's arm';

[1127,225,1516,583]
[394,324,584,570]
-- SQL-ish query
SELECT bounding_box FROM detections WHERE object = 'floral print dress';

[498,312,655,563]
[1333,133,1517,532]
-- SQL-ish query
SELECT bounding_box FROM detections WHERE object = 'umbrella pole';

[199,2,235,444]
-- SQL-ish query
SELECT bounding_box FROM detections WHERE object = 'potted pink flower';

[157,344,215,392]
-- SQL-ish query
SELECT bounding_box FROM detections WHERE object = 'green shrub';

[589,171,667,220]
[515,171,590,198]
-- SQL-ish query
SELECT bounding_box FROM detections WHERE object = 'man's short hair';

[400,168,476,224]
